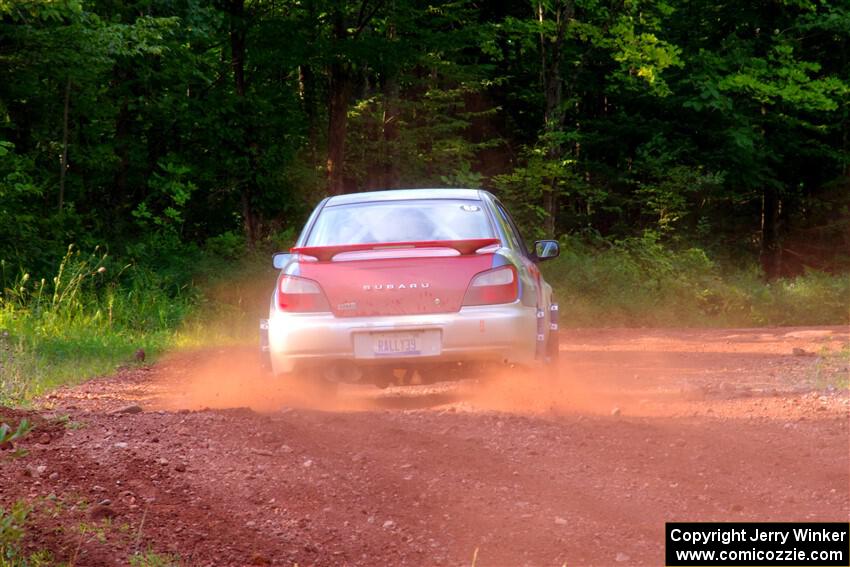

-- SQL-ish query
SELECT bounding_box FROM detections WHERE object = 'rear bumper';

[266,301,537,374]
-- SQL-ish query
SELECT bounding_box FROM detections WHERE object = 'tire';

[298,368,340,399]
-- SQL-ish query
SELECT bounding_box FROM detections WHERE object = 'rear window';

[306,199,494,246]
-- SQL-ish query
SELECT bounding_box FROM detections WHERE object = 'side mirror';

[272,253,291,269]
[533,240,560,262]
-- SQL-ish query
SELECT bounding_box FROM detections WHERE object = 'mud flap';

[259,319,271,371]
[547,303,560,365]
[535,308,546,360]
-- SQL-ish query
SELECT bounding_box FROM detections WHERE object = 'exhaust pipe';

[322,362,363,383]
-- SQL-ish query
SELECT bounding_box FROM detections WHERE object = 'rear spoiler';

[291,238,500,262]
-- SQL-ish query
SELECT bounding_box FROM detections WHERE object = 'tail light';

[277,275,331,312]
[462,265,518,306]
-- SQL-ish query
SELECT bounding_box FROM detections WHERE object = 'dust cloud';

[151,345,680,418]
[153,348,328,413]
[458,353,680,417]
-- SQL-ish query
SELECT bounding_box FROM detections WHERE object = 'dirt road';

[2,327,848,566]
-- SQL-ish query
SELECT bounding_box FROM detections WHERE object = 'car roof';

[325,188,488,206]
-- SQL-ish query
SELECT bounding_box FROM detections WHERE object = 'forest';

[1,0,849,401]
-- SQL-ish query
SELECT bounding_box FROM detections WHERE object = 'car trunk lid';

[292,239,499,317]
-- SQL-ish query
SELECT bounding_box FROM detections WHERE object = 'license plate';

[374,333,419,356]
[353,330,441,359]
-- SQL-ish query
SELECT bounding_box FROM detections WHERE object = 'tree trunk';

[229,0,258,243]
[538,1,571,238]
[760,186,782,279]
[300,2,319,158]
[58,76,71,212]
[326,63,351,196]
[300,64,319,159]
[381,12,399,189]
[112,99,130,210]
[230,0,246,98]
[324,0,384,195]
[326,7,351,196]
[381,76,399,189]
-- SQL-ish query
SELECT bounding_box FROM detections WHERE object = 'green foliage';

[492,146,592,242]
[346,83,498,189]
[0,246,193,404]
[0,417,32,460]
[0,502,29,564]
[134,159,197,232]
[0,0,846,407]
[1,0,847,272]
[0,237,283,404]
[128,549,180,567]
[174,247,277,350]
[488,0,849,266]
[0,141,50,271]
[0,419,32,446]
[203,232,246,261]
[545,234,850,327]
[0,501,53,567]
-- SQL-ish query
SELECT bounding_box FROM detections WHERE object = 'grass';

[171,254,275,349]
[0,500,54,567]
[543,233,850,327]
[128,549,180,567]
[0,425,51,567]
[0,242,279,405]
[0,246,194,405]
[0,331,172,405]
[811,344,850,390]
[52,414,86,430]
[0,495,179,567]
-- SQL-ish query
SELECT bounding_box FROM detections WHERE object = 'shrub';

[543,233,850,327]
[0,246,193,404]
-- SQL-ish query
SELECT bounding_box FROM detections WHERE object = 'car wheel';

[315,377,340,399]
[282,368,339,400]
